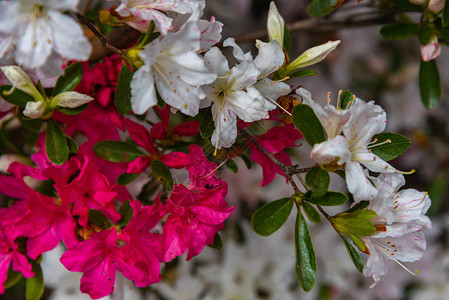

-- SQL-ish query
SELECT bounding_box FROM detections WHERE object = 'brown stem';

[74,12,129,61]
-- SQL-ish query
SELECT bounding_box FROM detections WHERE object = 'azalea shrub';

[0,0,442,299]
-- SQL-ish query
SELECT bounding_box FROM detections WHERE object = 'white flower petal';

[252,78,289,106]
[223,37,251,62]
[131,67,157,115]
[198,17,222,52]
[53,91,93,108]
[211,104,237,149]
[254,40,285,76]
[167,52,216,86]
[346,160,378,200]
[310,135,351,165]
[1,66,43,100]
[226,90,269,122]
[23,101,46,119]
[228,61,259,91]
[267,1,285,45]
[204,47,229,76]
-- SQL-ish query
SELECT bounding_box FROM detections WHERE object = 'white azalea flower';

[115,0,205,35]
[302,88,401,200]
[203,46,276,150]
[267,1,285,46]
[1,66,44,101]
[224,38,290,110]
[197,17,223,52]
[51,91,93,108]
[23,101,47,118]
[130,21,216,116]
[0,0,92,78]
[362,173,431,287]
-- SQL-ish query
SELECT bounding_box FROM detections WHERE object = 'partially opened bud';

[421,35,440,61]
[23,101,47,119]
[428,0,445,13]
[0,66,44,101]
[52,91,94,108]
[267,1,285,46]
[285,40,340,75]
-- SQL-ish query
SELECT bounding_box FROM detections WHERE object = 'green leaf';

[225,158,238,173]
[295,212,316,291]
[136,20,156,46]
[52,62,83,96]
[93,140,144,162]
[4,267,23,289]
[46,119,68,165]
[65,135,79,154]
[339,90,353,109]
[307,0,338,17]
[151,160,173,191]
[419,59,441,109]
[379,23,419,40]
[332,210,376,236]
[115,63,133,114]
[207,233,223,249]
[58,103,88,115]
[26,263,44,300]
[18,112,43,133]
[302,202,321,223]
[283,25,291,51]
[0,85,34,107]
[338,233,364,273]
[117,172,140,185]
[292,104,325,147]
[116,200,134,227]
[288,69,317,78]
[370,132,410,161]
[199,107,215,138]
[443,0,449,26]
[345,200,369,213]
[88,209,111,228]
[347,232,366,252]
[418,23,433,45]
[251,197,294,236]
[306,191,348,206]
[305,166,329,197]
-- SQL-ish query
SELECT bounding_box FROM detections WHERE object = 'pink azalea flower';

[0,226,34,294]
[55,156,121,227]
[158,144,234,261]
[248,124,302,186]
[150,105,200,139]
[60,200,163,299]
[125,119,190,174]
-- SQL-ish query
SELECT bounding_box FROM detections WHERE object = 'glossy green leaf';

[151,159,173,191]
[18,112,43,133]
[370,132,410,161]
[117,172,140,185]
[443,0,449,26]
[88,209,111,228]
[303,202,321,223]
[65,135,79,154]
[0,85,34,107]
[136,20,157,46]
[347,232,366,252]
[251,197,294,236]
[46,119,68,165]
[58,103,88,115]
[306,191,348,206]
[116,200,134,227]
[225,158,238,173]
[338,233,364,273]
[26,263,44,300]
[295,212,316,291]
[199,107,215,138]
[338,90,353,109]
[288,69,317,78]
[345,200,369,213]
[307,0,338,17]
[379,23,419,40]
[52,62,83,96]
[292,104,325,146]
[93,140,144,162]
[207,233,223,249]
[305,166,329,197]
[332,210,376,236]
[115,63,133,114]
[4,267,23,289]
[418,23,432,45]
[419,59,441,109]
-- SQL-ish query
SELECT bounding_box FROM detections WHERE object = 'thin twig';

[74,12,127,60]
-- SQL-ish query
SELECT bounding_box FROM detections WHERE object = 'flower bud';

[285,40,340,75]
[23,101,47,119]
[267,1,285,46]
[0,66,44,101]
[52,91,94,109]
[420,35,440,61]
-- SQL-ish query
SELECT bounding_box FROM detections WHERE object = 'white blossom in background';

[115,0,206,35]
[362,173,431,287]
[0,0,92,78]
[131,21,216,116]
